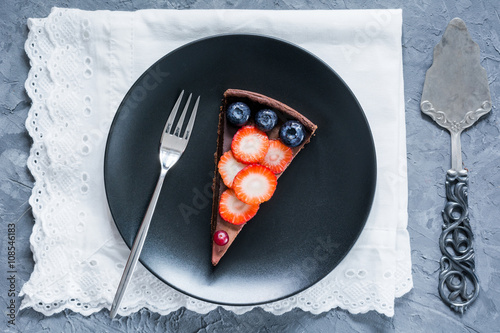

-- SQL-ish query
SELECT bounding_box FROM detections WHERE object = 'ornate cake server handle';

[420,18,491,313]
[439,169,479,313]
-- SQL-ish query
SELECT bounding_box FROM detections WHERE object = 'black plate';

[104,34,376,305]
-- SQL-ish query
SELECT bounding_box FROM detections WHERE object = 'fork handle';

[438,169,479,313]
[110,168,167,318]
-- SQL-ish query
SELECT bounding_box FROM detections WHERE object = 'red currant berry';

[213,230,229,246]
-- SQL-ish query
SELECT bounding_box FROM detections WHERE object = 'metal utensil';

[421,18,491,313]
[110,90,200,319]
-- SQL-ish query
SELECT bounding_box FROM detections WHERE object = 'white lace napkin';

[21,8,411,317]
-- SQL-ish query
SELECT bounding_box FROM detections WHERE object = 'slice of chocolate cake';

[211,89,317,266]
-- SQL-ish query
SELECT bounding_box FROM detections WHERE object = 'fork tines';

[164,90,200,141]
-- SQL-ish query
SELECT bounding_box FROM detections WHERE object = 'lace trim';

[21,8,412,317]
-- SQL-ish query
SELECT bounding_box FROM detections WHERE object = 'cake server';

[420,17,491,313]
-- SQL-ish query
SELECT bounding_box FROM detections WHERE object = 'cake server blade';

[420,17,491,313]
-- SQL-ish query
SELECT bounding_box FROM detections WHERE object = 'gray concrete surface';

[1,0,499,332]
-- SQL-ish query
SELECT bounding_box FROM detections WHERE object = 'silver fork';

[110,90,200,319]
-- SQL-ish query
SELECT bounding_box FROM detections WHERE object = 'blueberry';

[226,102,251,126]
[255,109,278,132]
[280,120,305,147]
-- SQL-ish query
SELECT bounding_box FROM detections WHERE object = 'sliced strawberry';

[233,165,277,205]
[231,126,270,164]
[260,140,293,174]
[219,189,260,225]
[218,151,248,188]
